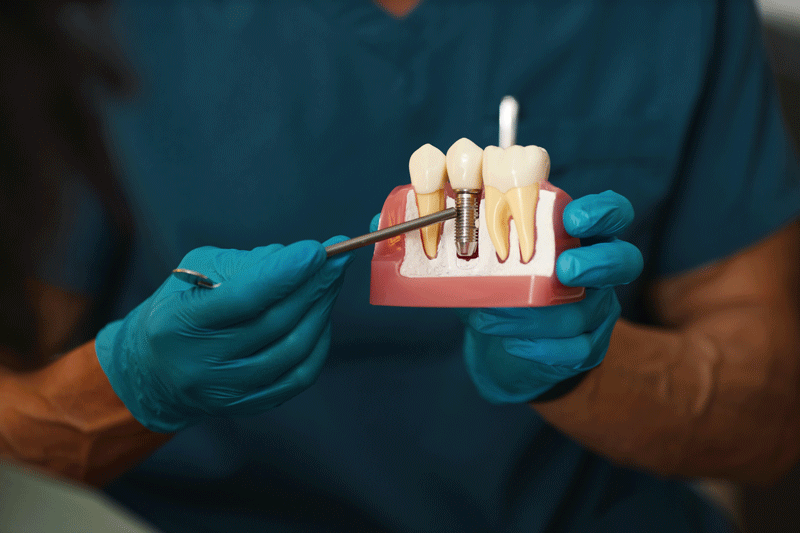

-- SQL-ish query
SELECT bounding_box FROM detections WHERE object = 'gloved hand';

[95,237,353,432]
[459,190,643,403]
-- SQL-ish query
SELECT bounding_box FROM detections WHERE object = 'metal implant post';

[455,189,481,257]
[446,138,485,258]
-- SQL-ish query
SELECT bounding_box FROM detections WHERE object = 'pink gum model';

[370,182,585,308]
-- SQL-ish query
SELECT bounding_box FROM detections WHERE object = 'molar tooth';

[409,144,448,259]
[483,145,550,263]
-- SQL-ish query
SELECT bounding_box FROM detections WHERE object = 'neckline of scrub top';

[372,0,424,19]
[326,0,448,73]
[316,0,427,21]
[308,0,437,46]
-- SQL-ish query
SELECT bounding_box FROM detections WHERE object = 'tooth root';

[415,191,446,259]
[484,185,511,262]
[505,184,540,263]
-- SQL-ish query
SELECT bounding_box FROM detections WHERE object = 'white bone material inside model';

[399,187,557,278]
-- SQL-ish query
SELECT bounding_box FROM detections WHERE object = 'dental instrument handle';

[325,207,457,257]
[499,95,519,149]
[171,208,457,289]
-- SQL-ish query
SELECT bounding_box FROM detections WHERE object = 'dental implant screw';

[455,189,481,257]
[446,138,485,258]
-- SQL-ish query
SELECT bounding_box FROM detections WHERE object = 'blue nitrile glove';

[95,237,353,432]
[459,190,643,404]
[370,213,381,233]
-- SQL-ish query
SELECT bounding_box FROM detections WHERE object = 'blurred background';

[743,3,800,531]
[759,0,800,150]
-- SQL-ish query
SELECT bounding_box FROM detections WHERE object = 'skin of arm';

[0,283,171,486]
[533,221,800,485]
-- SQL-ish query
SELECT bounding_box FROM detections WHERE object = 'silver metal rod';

[325,207,457,257]
[499,95,519,149]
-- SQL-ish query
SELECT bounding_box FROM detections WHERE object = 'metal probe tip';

[172,268,221,288]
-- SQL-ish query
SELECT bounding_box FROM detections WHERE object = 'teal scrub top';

[44,1,800,531]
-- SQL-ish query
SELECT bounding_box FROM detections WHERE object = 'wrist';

[95,318,146,424]
[95,316,185,433]
[529,370,591,403]
[1,341,173,485]
[464,328,595,404]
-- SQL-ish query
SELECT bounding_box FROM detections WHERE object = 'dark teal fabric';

[42,0,800,531]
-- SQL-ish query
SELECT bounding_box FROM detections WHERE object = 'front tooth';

[409,144,447,259]
[483,145,550,263]
[446,138,484,257]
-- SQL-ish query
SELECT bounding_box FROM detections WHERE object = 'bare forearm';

[534,316,800,484]
[0,341,171,486]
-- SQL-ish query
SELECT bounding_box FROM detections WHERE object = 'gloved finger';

[502,333,591,368]
[209,244,284,281]
[176,245,285,284]
[223,252,351,356]
[370,213,381,233]
[563,190,635,239]
[556,239,643,288]
[463,289,617,339]
[502,306,618,369]
[225,275,344,390]
[182,240,327,329]
[224,321,333,414]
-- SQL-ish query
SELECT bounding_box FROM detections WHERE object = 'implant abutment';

[455,189,481,257]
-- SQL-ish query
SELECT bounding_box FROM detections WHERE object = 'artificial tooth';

[446,138,484,257]
[482,145,550,263]
[409,144,448,259]
[446,138,484,190]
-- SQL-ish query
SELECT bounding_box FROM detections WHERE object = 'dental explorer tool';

[324,207,456,257]
[171,207,458,288]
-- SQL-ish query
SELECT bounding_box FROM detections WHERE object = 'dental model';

[371,139,584,307]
